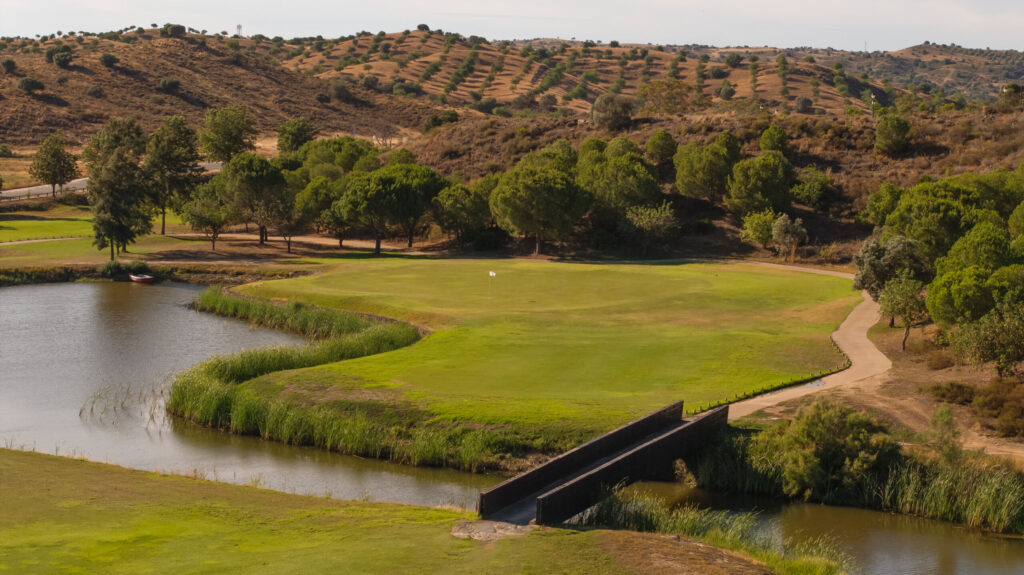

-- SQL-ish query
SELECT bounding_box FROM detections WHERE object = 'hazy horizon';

[1,0,1023,53]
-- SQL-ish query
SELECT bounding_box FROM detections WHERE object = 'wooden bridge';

[478,402,729,525]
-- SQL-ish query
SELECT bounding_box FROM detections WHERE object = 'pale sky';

[1,0,1022,52]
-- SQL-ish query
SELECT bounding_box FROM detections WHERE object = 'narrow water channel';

[632,481,1024,575]
[0,282,494,508]
[5,282,1024,572]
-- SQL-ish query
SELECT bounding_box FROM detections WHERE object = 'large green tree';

[673,131,741,201]
[380,164,447,247]
[145,116,203,234]
[434,180,492,244]
[29,132,79,199]
[275,117,318,153]
[854,235,931,301]
[221,153,286,244]
[82,118,152,260]
[490,141,591,254]
[645,130,677,166]
[577,137,659,212]
[335,172,394,254]
[726,151,793,215]
[181,177,236,250]
[199,105,257,162]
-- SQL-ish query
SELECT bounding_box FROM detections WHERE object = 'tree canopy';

[199,105,258,162]
[145,116,203,234]
[29,132,79,198]
[490,140,591,254]
[82,118,152,260]
[726,151,793,215]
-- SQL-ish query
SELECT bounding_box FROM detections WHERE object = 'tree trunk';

[902,324,910,351]
[374,236,381,254]
[535,236,540,255]
[889,316,896,328]
[211,235,216,251]
[51,183,56,199]
[109,242,114,261]
[408,229,414,248]
[286,237,292,253]
[259,226,266,244]
[338,237,343,248]
[161,208,166,235]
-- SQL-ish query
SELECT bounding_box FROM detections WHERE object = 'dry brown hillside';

[0,29,443,146]
[2,27,1023,215]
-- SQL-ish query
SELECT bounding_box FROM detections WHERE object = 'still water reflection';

[632,481,1024,575]
[0,282,494,508]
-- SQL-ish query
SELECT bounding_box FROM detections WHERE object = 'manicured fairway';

[0,206,93,243]
[0,449,767,574]
[239,257,860,440]
[0,234,187,267]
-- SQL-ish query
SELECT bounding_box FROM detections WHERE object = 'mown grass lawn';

[238,257,860,441]
[0,449,765,575]
[0,205,190,245]
[0,205,94,243]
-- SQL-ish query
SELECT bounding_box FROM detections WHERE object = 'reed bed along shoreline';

[575,489,855,575]
[692,407,1024,535]
[167,288,543,472]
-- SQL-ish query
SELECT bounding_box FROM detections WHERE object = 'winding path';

[726,269,892,421]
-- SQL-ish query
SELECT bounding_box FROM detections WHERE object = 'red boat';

[128,273,154,284]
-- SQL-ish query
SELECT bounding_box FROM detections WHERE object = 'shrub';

[99,53,118,67]
[590,93,634,131]
[929,381,975,404]
[53,51,72,68]
[759,125,788,154]
[0,144,13,158]
[0,58,14,73]
[739,209,777,248]
[86,85,105,98]
[927,351,956,371]
[875,114,911,156]
[645,130,677,165]
[794,96,813,113]
[315,92,330,103]
[791,166,831,209]
[159,77,180,93]
[423,110,458,132]
[17,77,43,93]
[160,23,187,38]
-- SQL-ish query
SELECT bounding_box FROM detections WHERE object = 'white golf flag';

[489,271,496,277]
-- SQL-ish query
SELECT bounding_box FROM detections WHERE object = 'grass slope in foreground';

[0,449,778,575]
[238,258,859,447]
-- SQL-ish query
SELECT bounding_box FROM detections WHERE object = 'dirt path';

[728,290,892,420]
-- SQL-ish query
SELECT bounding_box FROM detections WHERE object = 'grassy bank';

[237,258,860,446]
[691,401,1024,534]
[577,490,853,575]
[168,290,525,471]
[0,449,774,574]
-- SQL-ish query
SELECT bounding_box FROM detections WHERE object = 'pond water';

[632,481,1024,575]
[0,282,494,508]
[5,281,1024,573]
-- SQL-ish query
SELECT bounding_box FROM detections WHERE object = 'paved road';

[0,162,222,201]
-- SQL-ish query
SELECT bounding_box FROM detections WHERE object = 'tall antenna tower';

[236,24,243,37]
